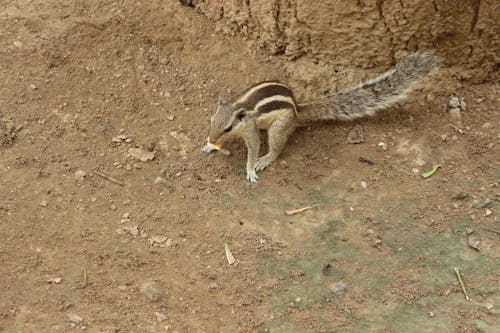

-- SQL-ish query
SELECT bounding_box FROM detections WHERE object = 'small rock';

[473,198,492,209]
[347,125,364,144]
[148,235,168,247]
[331,281,347,295]
[167,115,175,121]
[154,177,167,185]
[452,192,470,200]
[448,107,463,126]
[128,148,155,162]
[360,181,367,189]
[208,283,218,290]
[122,212,130,219]
[67,313,83,325]
[377,142,387,150]
[448,96,460,108]
[13,41,23,48]
[411,168,420,174]
[482,122,492,129]
[139,281,162,302]
[428,311,435,318]
[124,225,139,237]
[40,200,48,207]
[465,228,474,235]
[75,170,87,180]
[468,236,481,251]
[30,84,37,90]
[484,209,492,216]
[155,312,168,322]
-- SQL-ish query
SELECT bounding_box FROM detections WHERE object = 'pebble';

[122,212,130,219]
[128,147,155,162]
[347,125,364,144]
[484,209,492,216]
[139,281,162,302]
[377,142,387,150]
[67,313,83,325]
[154,177,167,185]
[466,228,474,235]
[452,192,470,200]
[155,312,168,322]
[448,96,460,108]
[13,41,23,48]
[148,235,168,247]
[360,181,367,189]
[473,198,492,209]
[331,281,347,295]
[40,200,48,207]
[167,115,175,121]
[74,170,87,180]
[468,236,481,251]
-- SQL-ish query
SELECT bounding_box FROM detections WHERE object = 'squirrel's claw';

[201,145,217,154]
[246,170,259,183]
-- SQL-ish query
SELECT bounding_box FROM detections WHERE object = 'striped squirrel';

[202,51,437,183]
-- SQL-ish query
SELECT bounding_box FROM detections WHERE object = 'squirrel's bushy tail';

[297,51,438,123]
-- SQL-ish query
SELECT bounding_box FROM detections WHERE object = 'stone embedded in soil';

[148,235,168,247]
[452,192,470,200]
[128,147,155,162]
[67,313,83,324]
[74,170,87,180]
[154,176,167,185]
[468,236,481,251]
[347,125,364,144]
[139,281,162,302]
[472,198,492,209]
[331,281,347,295]
[448,96,460,108]
[155,312,168,322]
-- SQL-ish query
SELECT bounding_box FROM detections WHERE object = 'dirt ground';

[0,1,498,332]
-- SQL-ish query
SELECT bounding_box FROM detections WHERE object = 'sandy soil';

[0,1,498,332]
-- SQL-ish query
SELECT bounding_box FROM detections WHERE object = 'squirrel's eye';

[224,125,232,133]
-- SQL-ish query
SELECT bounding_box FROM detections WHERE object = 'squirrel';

[202,51,437,183]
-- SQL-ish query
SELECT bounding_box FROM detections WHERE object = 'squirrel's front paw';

[201,145,217,154]
[246,170,259,183]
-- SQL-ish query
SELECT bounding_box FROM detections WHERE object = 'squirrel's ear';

[235,108,247,120]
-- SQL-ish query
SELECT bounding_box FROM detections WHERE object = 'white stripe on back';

[235,81,288,104]
[254,95,297,113]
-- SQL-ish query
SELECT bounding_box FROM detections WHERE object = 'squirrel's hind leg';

[255,110,296,172]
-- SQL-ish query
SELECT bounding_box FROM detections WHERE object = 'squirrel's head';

[208,97,247,144]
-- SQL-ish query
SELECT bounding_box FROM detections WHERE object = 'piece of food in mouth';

[206,140,223,151]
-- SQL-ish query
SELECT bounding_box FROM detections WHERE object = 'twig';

[482,227,500,235]
[359,157,375,165]
[83,267,88,287]
[224,242,236,265]
[93,170,124,186]
[286,204,318,216]
[449,124,465,134]
[454,267,470,300]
